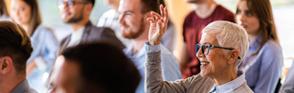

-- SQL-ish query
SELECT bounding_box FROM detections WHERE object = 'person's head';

[236,0,278,54]
[55,42,141,93]
[196,21,249,84]
[10,0,42,36]
[118,0,161,39]
[0,0,9,16]
[0,21,33,89]
[58,0,95,24]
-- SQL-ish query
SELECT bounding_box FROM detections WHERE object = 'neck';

[21,24,32,36]
[0,74,25,93]
[71,19,89,31]
[194,0,217,18]
[248,34,258,43]
[214,68,237,85]
[131,30,149,53]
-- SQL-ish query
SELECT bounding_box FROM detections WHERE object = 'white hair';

[202,21,249,65]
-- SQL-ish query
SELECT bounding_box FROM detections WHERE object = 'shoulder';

[215,5,234,14]
[184,11,196,21]
[90,25,113,31]
[34,25,55,35]
[261,40,282,54]
[214,5,235,22]
[160,45,177,61]
[89,25,114,35]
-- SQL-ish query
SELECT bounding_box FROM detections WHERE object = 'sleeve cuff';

[145,42,161,53]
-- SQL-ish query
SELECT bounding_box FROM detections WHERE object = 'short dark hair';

[0,21,33,74]
[62,42,141,93]
[140,0,162,13]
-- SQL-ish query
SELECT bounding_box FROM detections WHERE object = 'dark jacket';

[59,21,125,53]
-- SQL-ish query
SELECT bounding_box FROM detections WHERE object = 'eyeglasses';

[195,43,234,55]
[58,0,87,7]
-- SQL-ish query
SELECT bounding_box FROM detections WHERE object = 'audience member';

[53,43,141,93]
[0,21,36,93]
[49,0,125,91]
[118,0,182,93]
[236,0,283,93]
[9,0,59,92]
[58,0,124,52]
[179,0,235,78]
[97,0,132,47]
[145,6,252,92]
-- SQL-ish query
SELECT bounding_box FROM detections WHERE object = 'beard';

[65,13,84,24]
[122,18,145,39]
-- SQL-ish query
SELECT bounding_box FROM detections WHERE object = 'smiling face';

[196,32,231,78]
[236,0,260,36]
[118,0,146,39]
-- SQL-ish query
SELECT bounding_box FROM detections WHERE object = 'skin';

[235,0,260,37]
[55,59,81,93]
[118,0,152,54]
[10,0,32,34]
[147,7,240,85]
[118,0,146,39]
[59,0,92,31]
[196,32,238,85]
[177,0,218,68]
[0,56,26,93]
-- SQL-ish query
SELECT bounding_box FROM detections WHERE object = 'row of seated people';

[1,0,293,93]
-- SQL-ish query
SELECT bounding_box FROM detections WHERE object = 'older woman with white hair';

[144,5,253,93]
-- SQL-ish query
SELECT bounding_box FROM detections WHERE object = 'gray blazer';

[59,21,125,52]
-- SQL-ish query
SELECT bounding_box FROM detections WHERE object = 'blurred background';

[4,0,294,82]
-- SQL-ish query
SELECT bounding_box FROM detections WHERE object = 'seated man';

[53,43,141,93]
[145,6,253,93]
[0,21,36,93]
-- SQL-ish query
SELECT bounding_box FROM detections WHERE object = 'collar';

[11,80,32,93]
[249,34,263,51]
[212,72,246,93]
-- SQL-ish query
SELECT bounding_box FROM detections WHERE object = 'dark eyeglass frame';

[58,0,87,7]
[195,43,234,55]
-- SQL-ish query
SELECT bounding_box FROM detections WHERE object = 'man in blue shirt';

[118,0,182,93]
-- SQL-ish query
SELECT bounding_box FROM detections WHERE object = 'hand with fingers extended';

[146,4,168,45]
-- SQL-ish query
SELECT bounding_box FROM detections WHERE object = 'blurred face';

[236,0,260,36]
[55,59,81,93]
[58,0,89,23]
[10,0,32,25]
[118,0,145,39]
[196,32,231,78]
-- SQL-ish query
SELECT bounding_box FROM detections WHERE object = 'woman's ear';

[0,56,13,74]
[228,49,240,64]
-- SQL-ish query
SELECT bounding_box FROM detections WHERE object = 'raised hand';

[146,4,168,45]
